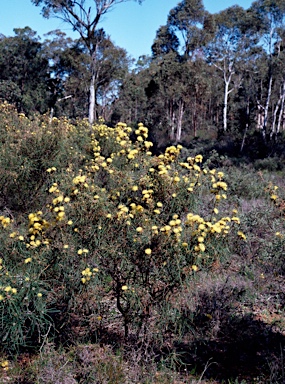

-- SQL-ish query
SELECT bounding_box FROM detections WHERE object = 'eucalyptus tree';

[152,25,180,58]
[31,0,144,124]
[43,30,82,118]
[270,37,285,138]
[0,27,49,113]
[43,29,130,120]
[150,25,185,143]
[113,66,149,125]
[167,0,208,58]
[92,33,130,121]
[249,0,285,139]
[145,0,213,143]
[204,6,252,133]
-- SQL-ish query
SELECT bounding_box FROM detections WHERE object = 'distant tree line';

[1,0,285,153]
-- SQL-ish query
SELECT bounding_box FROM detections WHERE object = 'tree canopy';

[0,0,285,154]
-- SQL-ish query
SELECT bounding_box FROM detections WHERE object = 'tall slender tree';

[249,0,285,139]
[204,6,250,133]
[31,0,144,124]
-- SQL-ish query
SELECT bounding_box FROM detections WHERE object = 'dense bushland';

[0,104,285,383]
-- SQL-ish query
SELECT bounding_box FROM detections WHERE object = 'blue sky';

[1,0,253,59]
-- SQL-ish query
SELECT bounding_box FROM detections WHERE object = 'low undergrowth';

[0,103,285,383]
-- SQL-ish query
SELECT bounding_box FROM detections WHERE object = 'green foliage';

[0,103,90,212]
[1,106,285,383]
[0,106,244,354]
[0,27,49,114]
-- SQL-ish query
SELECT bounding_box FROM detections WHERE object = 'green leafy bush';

[0,109,246,353]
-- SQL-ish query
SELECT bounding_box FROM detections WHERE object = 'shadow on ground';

[166,297,285,383]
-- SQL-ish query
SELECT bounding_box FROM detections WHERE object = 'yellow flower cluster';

[81,266,99,284]
[268,184,279,201]
[49,182,60,194]
[77,248,89,255]
[46,166,56,173]
[130,203,144,215]
[237,231,247,241]
[51,194,70,222]
[160,214,183,240]
[134,124,153,152]
[0,360,9,371]
[27,211,49,248]
[72,174,88,187]
[0,285,17,301]
[142,189,154,204]
[0,260,20,302]
[117,204,131,221]
[0,215,11,228]
[185,212,237,253]
[162,145,183,163]
[210,170,228,202]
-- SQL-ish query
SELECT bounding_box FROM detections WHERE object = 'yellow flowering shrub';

[0,112,246,351]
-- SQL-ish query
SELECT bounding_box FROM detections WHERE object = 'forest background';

[1,0,285,159]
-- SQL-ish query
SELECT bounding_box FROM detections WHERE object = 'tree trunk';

[223,80,229,132]
[256,101,264,131]
[262,73,273,140]
[270,84,282,139]
[276,80,285,136]
[89,73,96,125]
[221,61,234,132]
[240,99,250,152]
[49,95,73,124]
[193,95,197,138]
[176,100,184,143]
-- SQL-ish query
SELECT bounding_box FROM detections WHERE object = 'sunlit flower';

[198,243,205,252]
[237,231,247,240]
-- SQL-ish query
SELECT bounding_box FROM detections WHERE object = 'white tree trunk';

[223,80,229,132]
[49,95,73,124]
[218,60,234,132]
[271,84,282,138]
[89,73,96,125]
[256,102,264,130]
[277,80,285,135]
[176,100,184,143]
[263,74,273,139]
